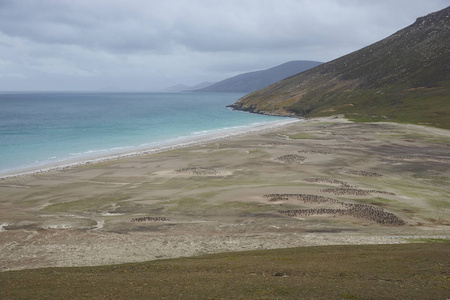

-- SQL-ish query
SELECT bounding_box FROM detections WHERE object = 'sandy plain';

[0,117,449,271]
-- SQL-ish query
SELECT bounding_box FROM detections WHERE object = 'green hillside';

[229,6,450,129]
[1,243,448,299]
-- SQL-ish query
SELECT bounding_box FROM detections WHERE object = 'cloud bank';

[0,0,448,91]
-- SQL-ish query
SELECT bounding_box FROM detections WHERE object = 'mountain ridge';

[163,82,215,92]
[229,6,450,129]
[191,60,322,93]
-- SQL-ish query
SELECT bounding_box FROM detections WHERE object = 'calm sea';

[0,92,290,176]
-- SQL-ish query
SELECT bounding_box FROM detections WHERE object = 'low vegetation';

[1,243,448,299]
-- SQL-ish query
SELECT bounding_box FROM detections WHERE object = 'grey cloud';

[0,0,448,91]
[1,0,444,54]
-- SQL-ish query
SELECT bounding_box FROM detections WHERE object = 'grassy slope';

[1,243,449,299]
[231,7,450,129]
[299,82,450,129]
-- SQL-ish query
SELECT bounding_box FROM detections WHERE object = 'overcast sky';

[0,0,448,91]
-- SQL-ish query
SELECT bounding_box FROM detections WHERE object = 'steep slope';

[192,61,322,93]
[230,6,450,129]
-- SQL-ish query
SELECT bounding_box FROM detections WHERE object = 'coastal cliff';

[229,6,450,129]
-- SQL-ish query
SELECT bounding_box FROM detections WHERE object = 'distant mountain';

[187,82,216,90]
[163,84,190,92]
[164,82,215,92]
[191,61,322,93]
[230,6,450,129]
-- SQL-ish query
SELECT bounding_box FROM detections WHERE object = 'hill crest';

[191,60,322,93]
[230,6,450,129]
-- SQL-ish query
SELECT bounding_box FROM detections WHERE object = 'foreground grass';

[1,243,449,299]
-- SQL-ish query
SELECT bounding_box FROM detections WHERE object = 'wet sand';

[1,117,449,271]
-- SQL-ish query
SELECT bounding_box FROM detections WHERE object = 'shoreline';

[1,116,448,272]
[0,118,301,180]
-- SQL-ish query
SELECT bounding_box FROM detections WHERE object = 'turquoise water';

[0,92,290,175]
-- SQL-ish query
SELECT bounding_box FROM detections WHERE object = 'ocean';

[0,92,292,176]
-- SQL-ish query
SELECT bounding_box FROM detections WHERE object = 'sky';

[0,0,448,91]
